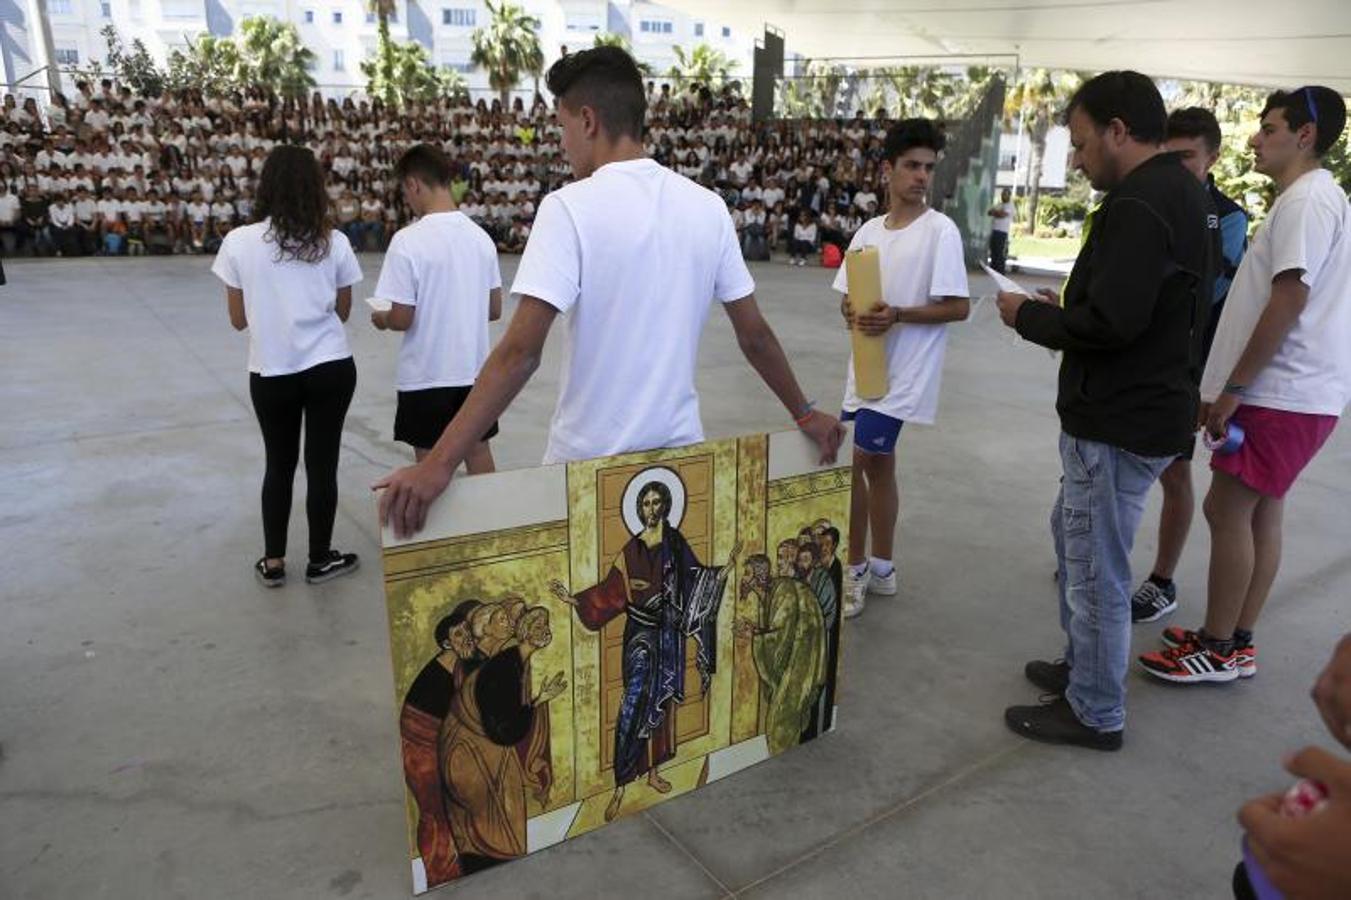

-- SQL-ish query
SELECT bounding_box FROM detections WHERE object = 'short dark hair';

[545,46,646,142]
[1065,71,1166,144]
[434,598,483,647]
[882,118,946,164]
[1261,86,1347,157]
[1166,107,1222,154]
[394,143,453,187]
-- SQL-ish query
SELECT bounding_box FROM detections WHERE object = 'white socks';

[849,559,894,578]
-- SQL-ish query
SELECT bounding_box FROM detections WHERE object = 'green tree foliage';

[362,39,467,106]
[470,0,544,109]
[667,43,734,93]
[235,16,316,100]
[101,25,165,96]
[781,63,995,121]
[368,0,398,106]
[165,33,244,96]
[777,60,844,118]
[1004,68,1084,233]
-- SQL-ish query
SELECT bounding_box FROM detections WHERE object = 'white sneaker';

[843,567,869,618]
[870,566,897,595]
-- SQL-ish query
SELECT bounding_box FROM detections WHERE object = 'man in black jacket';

[995,71,1217,750]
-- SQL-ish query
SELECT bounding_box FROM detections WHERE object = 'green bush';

[1038,194,1088,229]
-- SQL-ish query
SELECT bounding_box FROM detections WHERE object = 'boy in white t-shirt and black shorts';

[834,119,971,619]
[1139,87,1351,684]
[371,143,503,473]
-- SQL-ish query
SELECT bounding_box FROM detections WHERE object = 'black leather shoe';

[1004,696,1122,751]
[1024,659,1070,694]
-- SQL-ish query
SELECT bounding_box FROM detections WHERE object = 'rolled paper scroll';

[845,247,889,401]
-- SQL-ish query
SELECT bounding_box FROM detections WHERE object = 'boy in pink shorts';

[1140,86,1350,684]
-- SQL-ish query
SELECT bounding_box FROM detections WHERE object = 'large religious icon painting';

[379,430,852,893]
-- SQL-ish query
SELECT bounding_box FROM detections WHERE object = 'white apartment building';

[3,0,753,102]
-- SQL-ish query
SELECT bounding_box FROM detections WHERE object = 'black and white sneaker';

[1130,580,1177,623]
[255,557,286,588]
[305,550,360,584]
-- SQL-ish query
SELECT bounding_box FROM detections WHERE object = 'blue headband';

[1303,87,1320,125]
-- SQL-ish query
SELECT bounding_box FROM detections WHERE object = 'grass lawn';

[1010,234,1080,261]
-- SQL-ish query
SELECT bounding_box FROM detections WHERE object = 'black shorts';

[1176,431,1197,463]
[394,385,499,450]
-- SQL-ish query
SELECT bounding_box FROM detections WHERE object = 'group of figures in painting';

[397,595,567,883]
[396,474,844,890]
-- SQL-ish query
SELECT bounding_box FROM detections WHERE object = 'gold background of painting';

[381,435,851,867]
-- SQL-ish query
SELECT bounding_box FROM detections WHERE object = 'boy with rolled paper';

[833,118,970,619]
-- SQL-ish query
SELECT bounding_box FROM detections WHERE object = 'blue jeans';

[1052,433,1172,731]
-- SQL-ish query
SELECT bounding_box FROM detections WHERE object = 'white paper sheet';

[364,296,392,312]
[980,263,1035,297]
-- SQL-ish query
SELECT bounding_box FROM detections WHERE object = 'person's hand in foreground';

[800,410,846,465]
[1239,746,1351,900]
[374,459,453,540]
[995,288,1057,328]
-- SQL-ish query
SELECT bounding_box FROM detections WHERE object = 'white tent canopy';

[667,0,1351,92]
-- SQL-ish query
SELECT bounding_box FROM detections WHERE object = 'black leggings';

[249,357,356,561]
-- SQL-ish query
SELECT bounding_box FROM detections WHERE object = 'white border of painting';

[411,857,427,895]
[527,801,583,853]
[381,463,568,547]
[705,735,771,783]
[767,422,855,481]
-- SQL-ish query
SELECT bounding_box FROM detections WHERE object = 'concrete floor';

[1,253,1348,900]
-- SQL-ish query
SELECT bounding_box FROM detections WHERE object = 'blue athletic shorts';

[841,408,904,455]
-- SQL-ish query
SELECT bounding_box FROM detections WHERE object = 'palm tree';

[369,0,399,105]
[1004,68,1081,232]
[237,16,316,101]
[593,32,652,74]
[470,0,543,110]
[667,43,733,94]
[361,38,466,105]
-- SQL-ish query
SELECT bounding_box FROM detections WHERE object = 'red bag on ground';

[821,243,843,269]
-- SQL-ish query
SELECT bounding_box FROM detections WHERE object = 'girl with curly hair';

[210,144,363,588]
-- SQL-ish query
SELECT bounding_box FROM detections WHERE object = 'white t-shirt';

[0,193,19,225]
[991,201,1014,234]
[832,210,970,425]
[853,190,879,212]
[510,157,755,464]
[1202,168,1351,416]
[373,211,501,391]
[210,221,363,376]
